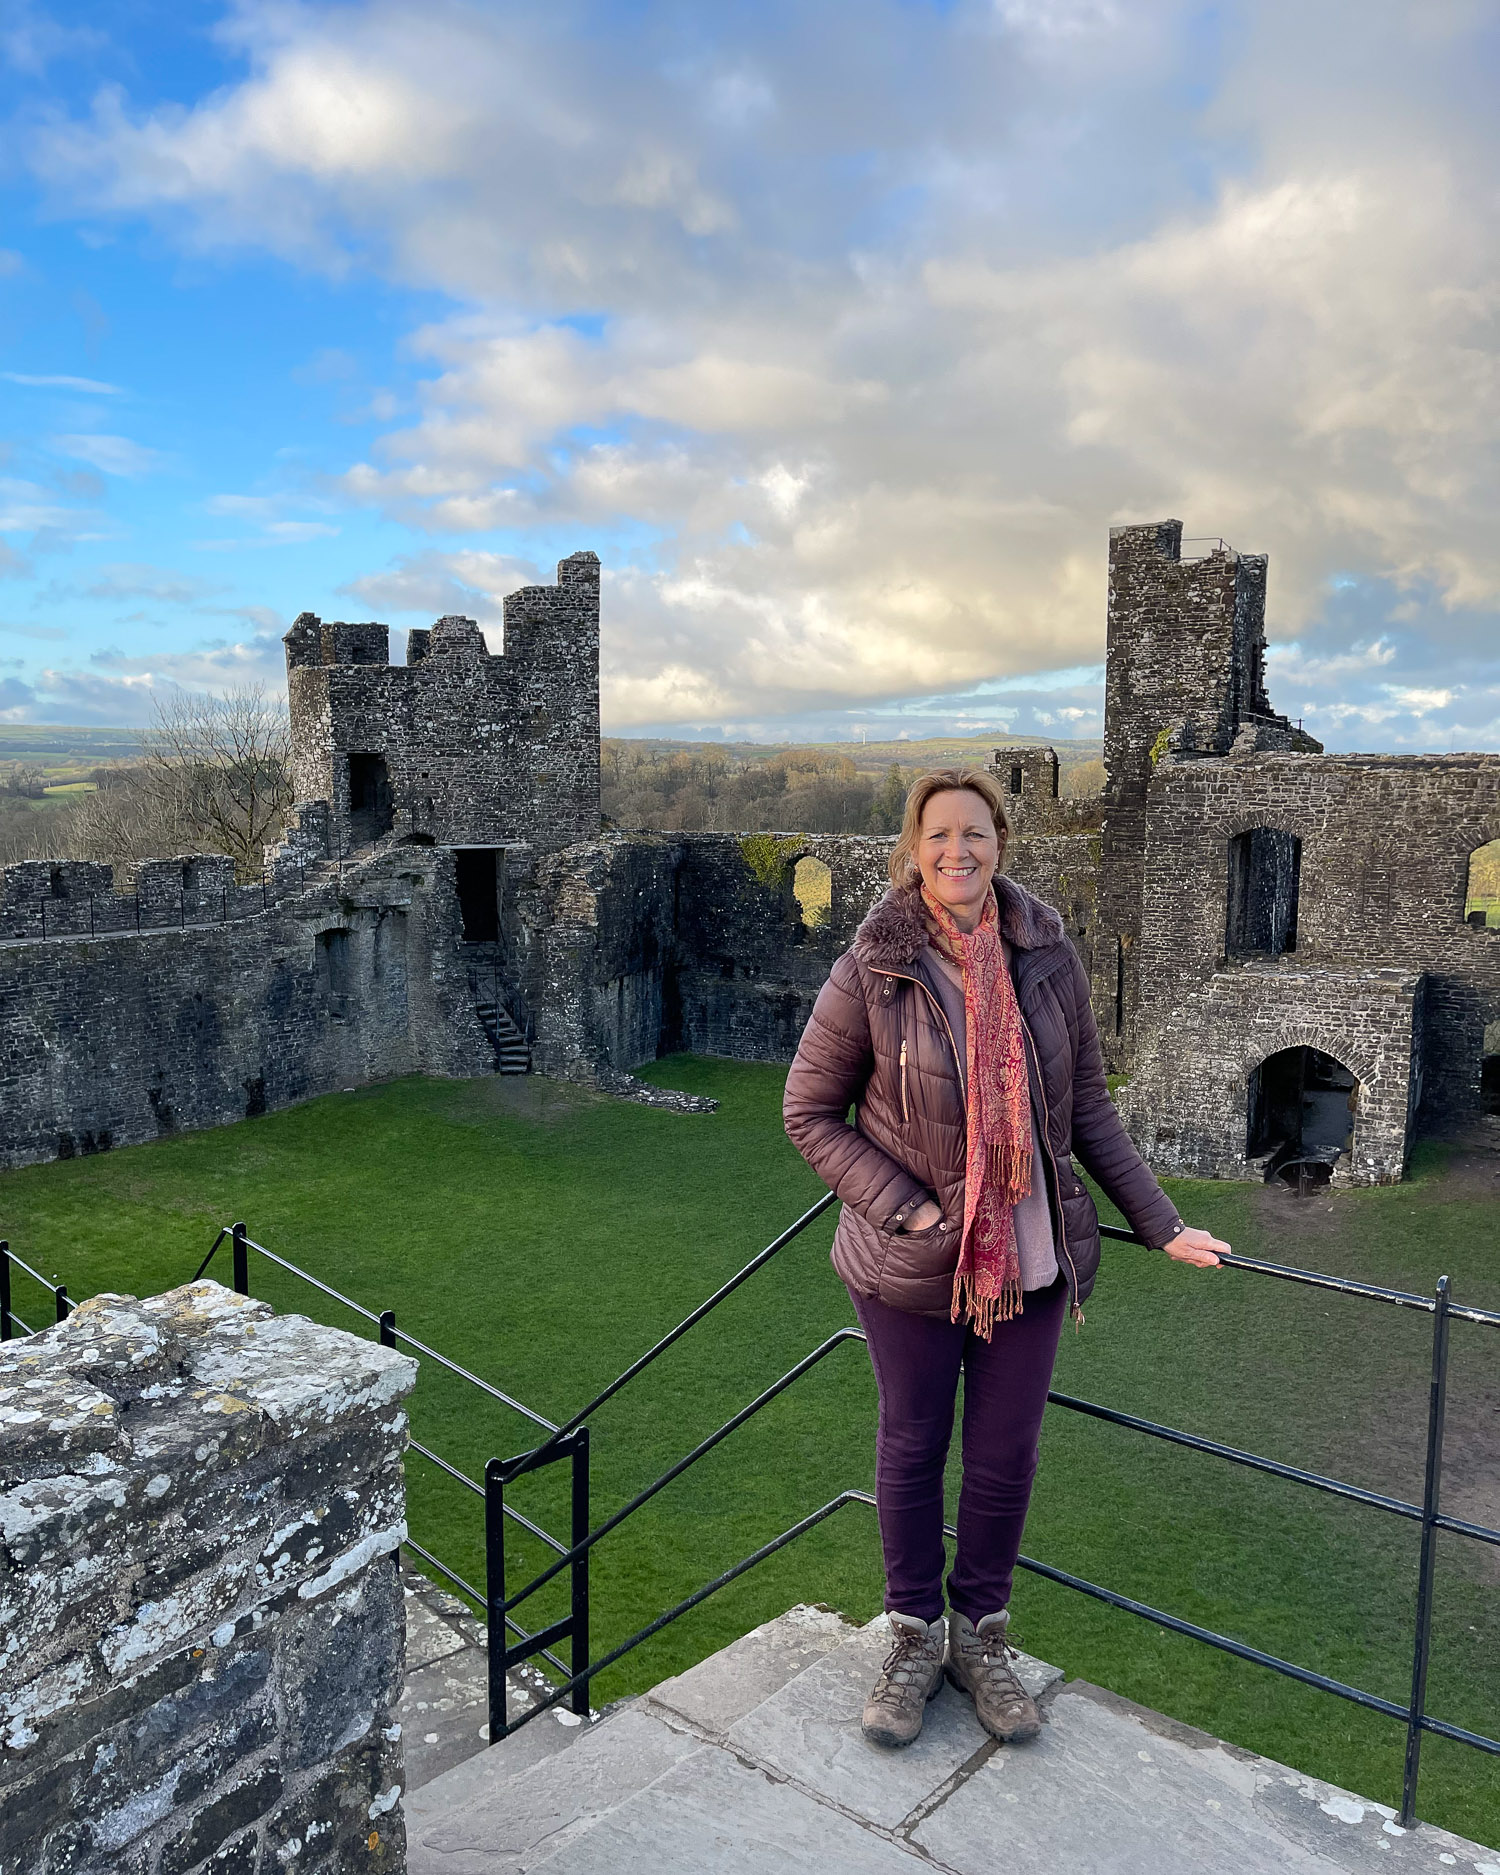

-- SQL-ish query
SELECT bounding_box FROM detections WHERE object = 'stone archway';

[1246,1045,1360,1188]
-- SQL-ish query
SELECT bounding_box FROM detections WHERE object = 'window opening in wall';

[315,928,351,1017]
[1114,936,1125,1035]
[1483,1021,1500,1117]
[347,752,394,842]
[455,848,500,943]
[792,856,832,932]
[1226,828,1301,957]
[1246,1046,1357,1190]
[1465,838,1500,929]
[49,866,66,898]
[1009,765,1023,795]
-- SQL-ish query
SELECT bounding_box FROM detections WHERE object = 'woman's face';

[915,788,1001,926]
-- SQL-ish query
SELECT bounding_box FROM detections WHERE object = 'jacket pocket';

[877,1220,959,1283]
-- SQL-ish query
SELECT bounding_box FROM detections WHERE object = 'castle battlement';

[285,551,601,853]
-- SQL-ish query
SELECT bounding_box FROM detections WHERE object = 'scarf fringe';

[951,1265,1025,1342]
[988,1137,1031,1203]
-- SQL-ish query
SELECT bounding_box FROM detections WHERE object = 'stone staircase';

[475,993,531,1074]
[403,1606,1499,1874]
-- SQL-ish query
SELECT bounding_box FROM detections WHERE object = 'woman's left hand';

[1162,1227,1228,1267]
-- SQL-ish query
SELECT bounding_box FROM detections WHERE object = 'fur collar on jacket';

[850,875,1066,972]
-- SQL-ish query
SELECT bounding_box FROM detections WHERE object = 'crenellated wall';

[285,553,600,857]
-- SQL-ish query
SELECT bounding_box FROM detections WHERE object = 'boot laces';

[976,1631,1028,1704]
[873,1627,933,1704]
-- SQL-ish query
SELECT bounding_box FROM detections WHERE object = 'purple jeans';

[849,1277,1068,1624]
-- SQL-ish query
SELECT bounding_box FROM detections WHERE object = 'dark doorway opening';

[1227,828,1301,956]
[1483,1022,1500,1117]
[348,752,394,842]
[455,848,500,942]
[1247,1046,1357,1188]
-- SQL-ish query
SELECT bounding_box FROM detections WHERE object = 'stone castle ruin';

[2,525,1496,1187]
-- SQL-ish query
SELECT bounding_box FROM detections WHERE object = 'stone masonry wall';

[0,1280,418,1874]
[1117,961,1423,1185]
[285,554,601,857]
[1128,750,1500,1138]
[0,843,494,1173]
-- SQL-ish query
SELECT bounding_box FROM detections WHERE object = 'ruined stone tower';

[1094,522,1320,1063]
[284,551,602,856]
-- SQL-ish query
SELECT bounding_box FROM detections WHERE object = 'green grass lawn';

[2,1059,1496,1847]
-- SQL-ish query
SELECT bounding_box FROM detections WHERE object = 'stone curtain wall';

[285,554,601,858]
[1121,749,1500,1180]
[0,845,493,1174]
[1117,963,1423,1185]
[0,1281,418,1874]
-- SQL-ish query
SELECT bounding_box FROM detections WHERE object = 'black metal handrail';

[0,1240,73,1339]
[11,1194,1496,1832]
[491,1222,1498,1828]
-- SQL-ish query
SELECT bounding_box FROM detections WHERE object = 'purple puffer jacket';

[783,876,1184,1317]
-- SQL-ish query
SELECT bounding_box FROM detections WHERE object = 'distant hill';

[607,730,1102,780]
[0,725,143,768]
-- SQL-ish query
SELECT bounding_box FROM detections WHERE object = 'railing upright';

[0,1242,10,1342]
[486,1428,592,1741]
[231,1221,250,1296]
[1401,1275,1452,1826]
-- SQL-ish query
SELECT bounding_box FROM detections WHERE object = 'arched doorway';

[792,856,832,933]
[1484,1020,1500,1117]
[1465,839,1499,929]
[1247,1046,1358,1188]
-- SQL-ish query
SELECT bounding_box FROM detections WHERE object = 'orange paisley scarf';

[920,884,1032,1336]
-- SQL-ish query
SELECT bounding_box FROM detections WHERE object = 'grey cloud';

[23,0,1500,745]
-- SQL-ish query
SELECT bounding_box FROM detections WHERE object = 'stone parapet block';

[0,1280,418,1875]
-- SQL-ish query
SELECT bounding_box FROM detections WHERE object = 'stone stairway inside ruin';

[475,993,532,1074]
[403,1605,1499,1875]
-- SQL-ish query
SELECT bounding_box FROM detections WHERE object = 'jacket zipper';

[899,1038,910,1124]
[873,962,1084,1326]
[1019,1013,1084,1327]
[872,968,965,1103]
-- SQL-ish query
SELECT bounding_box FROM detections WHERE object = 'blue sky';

[1,0,1497,747]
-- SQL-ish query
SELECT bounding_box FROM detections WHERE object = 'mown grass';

[1,1059,1496,1847]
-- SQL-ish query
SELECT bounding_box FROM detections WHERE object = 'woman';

[783,767,1226,1751]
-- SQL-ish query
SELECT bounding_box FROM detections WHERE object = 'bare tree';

[65,686,293,878]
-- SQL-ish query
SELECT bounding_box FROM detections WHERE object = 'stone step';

[406,1604,1500,1875]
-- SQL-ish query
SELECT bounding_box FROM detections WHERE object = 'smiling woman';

[783,765,1225,1752]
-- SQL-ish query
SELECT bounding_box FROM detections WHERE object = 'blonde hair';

[888,767,1010,887]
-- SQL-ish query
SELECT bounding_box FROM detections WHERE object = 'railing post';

[570,1427,591,1718]
[89,895,95,937]
[378,1308,397,1348]
[485,1457,508,1746]
[1,1242,10,1341]
[231,1222,250,1297]
[54,1283,69,1323]
[1400,1274,1451,1827]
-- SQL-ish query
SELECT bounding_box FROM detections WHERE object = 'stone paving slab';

[410,1706,700,1874]
[644,1602,854,1737]
[401,1566,589,1795]
[912,1683,1500,1875]
[724,1613,1062,1831]
[406,1607,1500,1875]
[528,1738,925,1875]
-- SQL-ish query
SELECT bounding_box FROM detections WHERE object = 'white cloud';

[4,371,122,393]
[53,433,162,476]
[19,0,1500,739]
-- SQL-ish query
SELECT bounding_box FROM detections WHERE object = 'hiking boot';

[861,1613,946,1748]
[945,1609,1042,1742]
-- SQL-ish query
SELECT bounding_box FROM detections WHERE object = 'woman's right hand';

[903,1199,943,1231]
